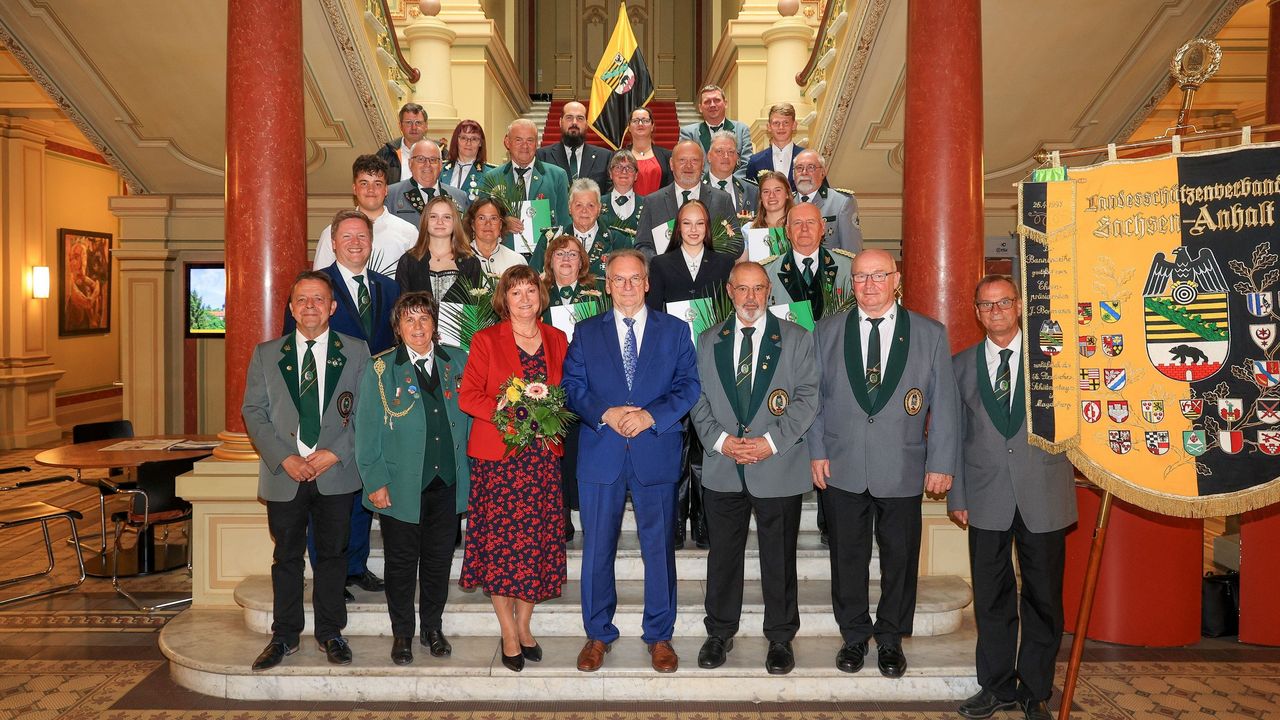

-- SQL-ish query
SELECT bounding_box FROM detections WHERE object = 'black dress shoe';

[958,688,1018,719]
[346,570,384,592]
[343,588,355,602]
[420,629,452,657]
[877,643,907,678]
[820,532,829,546]
[765,640,794,675]
[391,636,413,665]
[251,640,297,671]
[500,641,524,672]
[673,529,686,549]
[1020,698,1052,720]
[835,640,868,673]
[521,641,543,661]
[697,635,733,668]
[691,526,710,549]
[319,636,353,665]
[564,524,576,543]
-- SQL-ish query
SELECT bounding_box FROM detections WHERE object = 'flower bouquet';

[492,375,577,456]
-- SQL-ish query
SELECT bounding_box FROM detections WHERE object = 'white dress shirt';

[512,164,535,200]
[572,224,598,255]
[472,242,528,278]
[772,143,795,174]
[793,247,821,279]
[712,313,777,454]
[984,330,1022,410]
[408,345,435,376]
[674,182,702,204]
[334,262,373,307]
[857,303,898,376]
[681,246,704,280]
[294,329,329,455]
[448,161,474,189]
[613,305,648,356]
[397,139,412,183]
[708,172,737,210]
[611,191,637,220]
[312,210,417,278]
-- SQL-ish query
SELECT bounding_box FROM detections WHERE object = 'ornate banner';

[1020,142,1280,517]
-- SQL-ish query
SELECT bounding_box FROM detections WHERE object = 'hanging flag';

[588,2,654,150]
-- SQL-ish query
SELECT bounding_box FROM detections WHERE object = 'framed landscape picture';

[58,228,112,336]
[185,262,227,337]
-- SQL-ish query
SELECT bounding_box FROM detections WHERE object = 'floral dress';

[459,346,567,602]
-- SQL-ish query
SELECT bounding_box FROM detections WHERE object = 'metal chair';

[0,471,86,607]
[71,420,135,554]
[109,458,194,612]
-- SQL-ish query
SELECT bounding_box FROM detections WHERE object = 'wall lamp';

[31,266,50,299]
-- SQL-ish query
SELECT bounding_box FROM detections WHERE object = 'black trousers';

[266,483,353,645]
[703,487,802,642]
[969,510,1067,703]
[822,485,922,646]
[379,479,458,638]
[676,420,706,539]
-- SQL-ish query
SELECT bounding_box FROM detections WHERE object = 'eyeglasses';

[457,134,482,143]
[852,271,895,284]
[976,298,1017,312]
[787,218,821,229]
[730,284,768,294]
[793,164,821,173]
[410,156,441,165]
[609,274,646,287]
[630,117,653,125]
[401,119,426,127]
[553,251,581,259]
[612,165,637,174]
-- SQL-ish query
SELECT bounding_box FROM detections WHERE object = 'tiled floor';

[2,443,1277,719]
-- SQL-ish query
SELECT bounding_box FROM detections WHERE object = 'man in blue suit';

[562,248,701,674]
[744,103,804,189]
[285,209,401,597]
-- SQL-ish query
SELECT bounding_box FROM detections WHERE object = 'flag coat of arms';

[587,3,655,150]
[1247,291,1273,317]
[1100,301,1121,323]
[1079,368,1099,391]
[1103,368,1126,391]
[1146,430,1170,456]
[1251,323,1276,352]
[1108,429,1132,454]
[1102,334,1124,357]
[1078,335,1096,358]
[1081,400,1101,423]
[1219,431,1244,455]
[1253,360,1280,388]
[1140,399,1165,423]
[1183,430,1208,456]
[1039,319,1063,356]
[1179,399,1203,418]
[1078,303,1093,325]
[1141,247,1230,382]
[1258,430,1280,455]
[1218,398,1243,422]
[1107,400,1130,423]
[1257,398,1280,425]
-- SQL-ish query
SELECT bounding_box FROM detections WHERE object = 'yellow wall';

[43,151,122,395]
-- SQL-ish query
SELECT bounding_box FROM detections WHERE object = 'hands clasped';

[282,449,340,482]
[722,436,774,465]
[602,405,655,438]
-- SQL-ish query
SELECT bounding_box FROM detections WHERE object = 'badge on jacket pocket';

[768,389,789,416]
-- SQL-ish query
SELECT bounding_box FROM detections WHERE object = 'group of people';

[239,87,1071,720]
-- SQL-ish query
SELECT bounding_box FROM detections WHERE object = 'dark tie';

[354,275,373,338]
[559,286,574,300]
[424,186,436,200]
[569,148,580,179]
[615,195,629,207]
[622,317,638,390]
[800,194,811,204]
[717,179,728,192]
[995,348,1013,416]
[866,317,884,399]
[415,357,437,392]
[299,340,320,447]
[802,257,815,285]
[515,166,529,198]
[736,327,755,416]
[681,189,691,206]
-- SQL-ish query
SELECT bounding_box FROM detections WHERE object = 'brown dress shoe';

[577,639,610,672]
[648,640,679,673]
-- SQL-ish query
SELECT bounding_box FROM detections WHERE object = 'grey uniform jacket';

[633,182,737,258]
[948,342,1078,533]
[384,178,472,226]
[806,306,961,497]
[796,185,862,253]
[691,314,820,498]
[242,331,371,503]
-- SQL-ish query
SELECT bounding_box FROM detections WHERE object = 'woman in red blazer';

[458,265,569,672]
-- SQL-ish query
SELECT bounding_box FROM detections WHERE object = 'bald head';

[851,249,899,317]
[671,140,705,189]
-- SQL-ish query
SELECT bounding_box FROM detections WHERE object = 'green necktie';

[866,317,884,401]
[736,327,755,418]
[802,257,815,285]
[559,286,574,301]
[299,340,320,447]
[995,348,1013,418]
[717,179,728,192]
[515,166,529,199]
[569,148,580,179]
[681,189,691,206]
[354,275,372,338]
[424,186,436,200]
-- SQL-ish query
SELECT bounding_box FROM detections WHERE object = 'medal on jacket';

[337,391,354,427]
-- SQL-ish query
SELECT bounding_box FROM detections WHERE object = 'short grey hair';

[506,118,538,135]
[605,248,649,274]
[570,177,602,204]
[795,149,826,169]
[609,149,637,172]
[709,130,738,149]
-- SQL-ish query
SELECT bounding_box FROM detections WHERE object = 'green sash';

[842,308,910,416]
[714,314,782,430]
[975,345,1025,439]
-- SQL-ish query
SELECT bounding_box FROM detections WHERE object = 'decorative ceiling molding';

[0,17,145,193]
[318,0,393,146]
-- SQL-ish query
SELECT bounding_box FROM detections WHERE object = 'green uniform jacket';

[355,343,472,523]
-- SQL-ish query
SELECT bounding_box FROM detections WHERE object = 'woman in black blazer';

[645,198,735,311]
[396,195,484,302]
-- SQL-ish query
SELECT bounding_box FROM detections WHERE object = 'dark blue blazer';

[562,309,700,486]
[283,263,401,355]
[744,144,805,189]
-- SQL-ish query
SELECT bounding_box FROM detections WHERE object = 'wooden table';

[35,435,218,578]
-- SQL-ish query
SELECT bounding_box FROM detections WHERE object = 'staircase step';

[539,99,683,149]
[234,575,971,638]
[161,608,981,702]
[351,529,862,582]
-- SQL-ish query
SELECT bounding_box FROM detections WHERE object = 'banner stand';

[1057,491,1113,720]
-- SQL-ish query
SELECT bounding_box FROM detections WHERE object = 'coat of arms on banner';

[1081,400,1101,423]
[1102,334,1124,357]
[1180,399,1203,418]
[1039,319,1063,355]
[1108,429,1132,454]
[1101,301,1121,323]
[1218,398,1243,422]
[1142,248,1230,382]
[1258,430,1280,455]
[1141,399,1165,423]
[1246,291,1273,317]
[1253,360,1280,388]
[1219,431,1244,455]
[1103,368,1126,391]
[1257,399,1280,424]
[1078,303,1093,325]
[1078,335,1096,358]
[1145,430,1170,456]
[1183,430,1207,456]
[1079,368,1099,391]
[1251,323,1276,351]
[1107,400,1129,423]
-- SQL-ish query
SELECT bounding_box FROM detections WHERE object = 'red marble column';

[1239,1,1280,645]
[900,0,984,352]
[216,0,307,456]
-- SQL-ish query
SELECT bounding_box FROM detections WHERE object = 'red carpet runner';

[540,99,681,149]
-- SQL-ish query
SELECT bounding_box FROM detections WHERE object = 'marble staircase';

[160,501,980,702]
